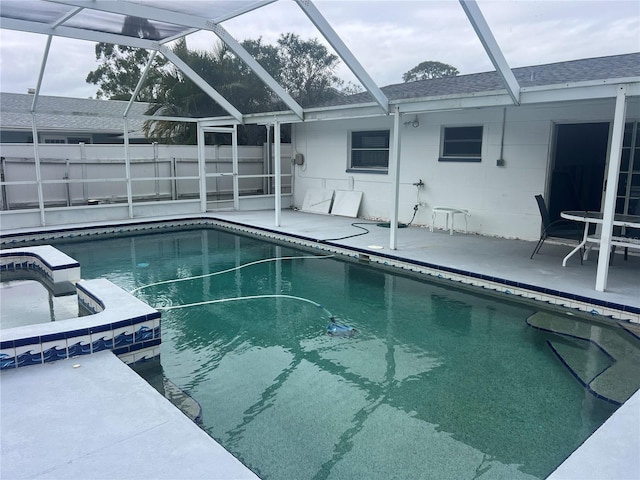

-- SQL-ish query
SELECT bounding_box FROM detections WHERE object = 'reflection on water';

[0,279,78,328]
[55,228,624,480]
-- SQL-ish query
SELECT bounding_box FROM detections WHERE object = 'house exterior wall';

[292,98,638,241]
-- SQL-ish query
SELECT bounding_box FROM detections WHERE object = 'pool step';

[527,312,640,405]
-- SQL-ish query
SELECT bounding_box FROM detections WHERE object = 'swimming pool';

[53,227,630,480]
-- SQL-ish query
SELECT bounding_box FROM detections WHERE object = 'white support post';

[197,123,207,212]
[274,120,282,227]
[30,113,45,226]
[389,107,402,250]
[123,118,133,218]
[232,124,240,211]
[29,35,52,226]
[595,86,627,291]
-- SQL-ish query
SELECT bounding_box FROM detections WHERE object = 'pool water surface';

[54,228,625,480]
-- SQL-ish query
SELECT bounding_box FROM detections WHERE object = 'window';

[440,126,483,162]
[349,130,390,173]
[42,135,67,144]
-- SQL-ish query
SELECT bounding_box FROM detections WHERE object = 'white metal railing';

[0,143,292,211]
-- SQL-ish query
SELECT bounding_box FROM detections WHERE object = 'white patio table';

[560,210,640,266]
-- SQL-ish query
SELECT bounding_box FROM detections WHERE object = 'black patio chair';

[530,194,583,263]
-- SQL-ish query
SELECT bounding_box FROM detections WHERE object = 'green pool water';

[55,227,623,480]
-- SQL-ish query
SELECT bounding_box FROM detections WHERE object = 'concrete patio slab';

[0,351,259,480]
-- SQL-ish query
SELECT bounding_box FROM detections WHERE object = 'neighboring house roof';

[317,52,640,108]
[0,92,151,136]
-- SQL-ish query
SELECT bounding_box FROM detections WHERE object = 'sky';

[0,0,638,99]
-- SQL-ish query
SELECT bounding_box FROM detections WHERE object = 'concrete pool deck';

[0,351,259,480]
[1,209,639,479]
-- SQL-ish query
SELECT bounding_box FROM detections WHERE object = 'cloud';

[0,0,637,97]
[0,30,98,98]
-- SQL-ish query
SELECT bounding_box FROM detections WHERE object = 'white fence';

[0,143,292,210]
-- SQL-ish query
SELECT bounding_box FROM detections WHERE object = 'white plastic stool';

[430,207,470,235]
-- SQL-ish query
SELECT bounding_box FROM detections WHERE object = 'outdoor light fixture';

[404,115,420,128]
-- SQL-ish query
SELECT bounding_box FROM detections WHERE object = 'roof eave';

[99,75,640,128]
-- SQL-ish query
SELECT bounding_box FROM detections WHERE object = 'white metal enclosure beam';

[212,0,278,23]
[295,0,389,114]
[48,0,304,119]
[389,107,402,249]
[459,0,520,105]
[124,50,158,117]
[30,113,46,226]
[2,22,259,124]
[158,46,244,123]
[0,17,155,49]
[207,23,304,120]
[595,86,628,291]
[29,36,54,226]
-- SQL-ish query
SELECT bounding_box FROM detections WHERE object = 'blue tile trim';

[1,354,17,369]
[546,340,621,406]
[41,332,66,342]
[129,342,145,352]
[212,217,640,316]
[14,336,40,347]
[526,316,617,363]
[134,326,154,342]
[43,346,68,362]
[75,283,106,310]
[112,346,130,355]
[622,324,640,341]
[0,251,80,271]
[130,315,148,324]
[11,215,632,319]
[89,324,111,334]
[92,337,113,352]
[17,351,42,367]
[1,244,162,370]
[112,319,133,329]
[0,218,208,244]
[67,342,91,357]
[65,328,90,339]
[144,338,161,348]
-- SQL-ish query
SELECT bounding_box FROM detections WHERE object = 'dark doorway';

[549,123,609,222]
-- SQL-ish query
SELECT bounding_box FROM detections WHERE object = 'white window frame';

[348,129,390,174]
[439,125,484,162]
[41,135,67,144]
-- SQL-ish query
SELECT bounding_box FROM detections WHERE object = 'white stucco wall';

[292,98,637,240]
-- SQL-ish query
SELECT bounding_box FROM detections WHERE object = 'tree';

[87,33,350,144]
[143,39,281,144]
[402,61,459,83]
[276,33,343,107]
[85,43,166,101]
